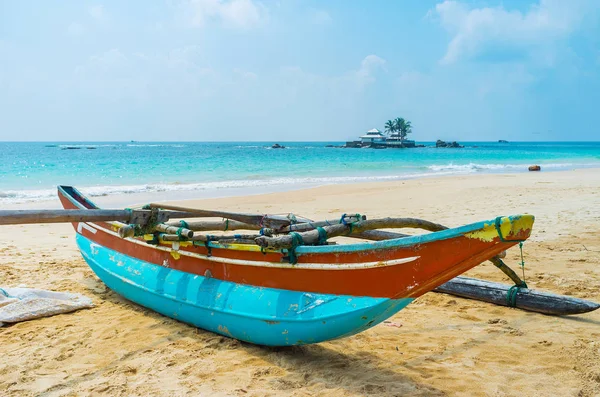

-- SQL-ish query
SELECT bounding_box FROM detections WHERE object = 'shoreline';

[3,166,600,210]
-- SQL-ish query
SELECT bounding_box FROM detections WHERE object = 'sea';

[1,141,599,205]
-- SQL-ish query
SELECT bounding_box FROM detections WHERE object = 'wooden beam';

[435,276,600,315]
[0,209,140,225]
[148,203,311,230]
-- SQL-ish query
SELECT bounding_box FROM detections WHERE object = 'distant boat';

[498,140,509,143]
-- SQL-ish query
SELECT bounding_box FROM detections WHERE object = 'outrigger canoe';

[50,185,535,346]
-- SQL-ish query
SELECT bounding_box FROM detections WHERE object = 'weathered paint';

[465,215,534,243]
[77,234,412,346]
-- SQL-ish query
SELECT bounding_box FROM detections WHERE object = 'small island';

[341,117,462,149]
[345,117,418,148]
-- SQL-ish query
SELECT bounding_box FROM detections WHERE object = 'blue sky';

[1,0,599,142]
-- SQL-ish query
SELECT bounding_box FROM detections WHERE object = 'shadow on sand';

[37,279,446,396]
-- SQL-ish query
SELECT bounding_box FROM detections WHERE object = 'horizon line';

[2,140,600,143]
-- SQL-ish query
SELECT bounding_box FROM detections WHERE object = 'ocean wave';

[0,171,457,204]
[427,162,600,172]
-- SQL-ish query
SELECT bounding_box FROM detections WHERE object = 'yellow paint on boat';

[466,220,507,242]
[216,243,279,253]
[510,215,535,236]
[170,250,181,260]
[466,215,534,242]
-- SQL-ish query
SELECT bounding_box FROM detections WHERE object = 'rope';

[518,241,527,284]
[347,223,354,236]
[205,235,213,257]
[316,227,328,245]
[176,227,188,241]
[291,232,304,246]
[506,242,528,307]
[506,285,521,307]
[223,219,229,231]
[133,208,160,236]
[287,232,304,264]
[339,213,363,235]
[494,216,527,243]
[494,217,507,242]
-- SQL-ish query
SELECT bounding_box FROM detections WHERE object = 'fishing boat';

[35,185,535,346]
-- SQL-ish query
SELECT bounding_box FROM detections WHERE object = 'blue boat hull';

[77,234,413,346]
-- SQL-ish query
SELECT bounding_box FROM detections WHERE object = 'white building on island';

[360,128,386,144]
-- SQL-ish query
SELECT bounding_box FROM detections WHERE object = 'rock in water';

[436,139,464,148]
[528,165,541,171]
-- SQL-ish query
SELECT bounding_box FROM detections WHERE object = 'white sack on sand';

[0,287,94,325]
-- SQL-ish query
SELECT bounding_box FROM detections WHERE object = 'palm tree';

[394,117,406,143]
[401,120,412,141]
[384,120,395,136]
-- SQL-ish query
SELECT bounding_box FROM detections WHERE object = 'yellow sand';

[1,169,599,396]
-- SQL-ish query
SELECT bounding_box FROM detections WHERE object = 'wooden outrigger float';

[0,185,597,346]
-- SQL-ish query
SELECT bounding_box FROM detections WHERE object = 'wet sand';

[1,169,599,396]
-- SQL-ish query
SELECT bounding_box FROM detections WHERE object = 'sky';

[0,0,599,142]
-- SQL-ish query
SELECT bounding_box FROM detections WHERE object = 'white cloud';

[186,0,263,28]
[88,5,104,21]
[354,55,386,84]
[433,0,591,64]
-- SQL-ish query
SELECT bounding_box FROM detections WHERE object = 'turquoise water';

[1,141,599,204]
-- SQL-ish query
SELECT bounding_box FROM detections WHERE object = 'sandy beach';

[1,169,599,397]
